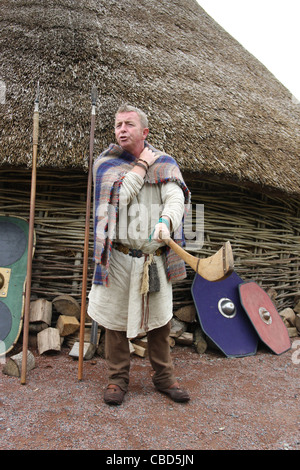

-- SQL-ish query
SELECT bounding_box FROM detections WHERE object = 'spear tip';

[91,85,97,106]
[35,81,40,104]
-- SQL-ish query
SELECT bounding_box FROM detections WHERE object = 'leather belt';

[112,242,165,258]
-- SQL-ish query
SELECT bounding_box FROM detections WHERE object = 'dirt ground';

[0,338,299,452]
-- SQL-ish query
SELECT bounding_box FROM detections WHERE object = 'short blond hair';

[115,103,149,128]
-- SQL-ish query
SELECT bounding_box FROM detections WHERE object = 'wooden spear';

[78,86,97,381]
[21,82,39,384]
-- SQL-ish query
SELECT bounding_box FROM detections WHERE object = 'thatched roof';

[1,0,300,195]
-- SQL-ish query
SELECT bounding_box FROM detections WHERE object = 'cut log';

[287,327,298,338]
[37,327,61,354]
[69,341,93,359]
[170,318,187,337]
[56,315,80,337]
[52,294,80,319]
[294,300,300,314]
[174,305,196,323]
[193,326,208,354]
[280,308,296,327]
[29,322,48,333]
[69,340,97,360]
[175,332,194,346]
[68,321,100,360]
[265,287,278,305]
[28,333,38,349]
[206,336,220,351]
[2,350,35,377]
[130,342,147,358]
[131,336,148,350]
[128,340,135,354]
[64,329,90,348]
[295,314,300,333]
[64,324,101,348]
[30,298,52,326]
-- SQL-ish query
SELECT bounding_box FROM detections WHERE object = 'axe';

[163,235,234,282]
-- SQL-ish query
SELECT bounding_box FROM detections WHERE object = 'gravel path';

[0,340,299,451]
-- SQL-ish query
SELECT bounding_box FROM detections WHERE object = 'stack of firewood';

[2,295,82,376]
[279,306,300,338]
[22,294,209,358]
[3,290,300,379]
[28,295,81,354]
[24,292,300,359]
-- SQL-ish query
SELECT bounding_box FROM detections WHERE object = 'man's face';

[115,111,149,155]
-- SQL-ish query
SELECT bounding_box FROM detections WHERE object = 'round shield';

[0,220,27,266]
[0,301,12,341]
[239,282,291,355]
[0,216,30,355]
[191,271,258,357]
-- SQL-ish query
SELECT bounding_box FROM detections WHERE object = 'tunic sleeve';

[119,171,144,206]
[160,182,185,232]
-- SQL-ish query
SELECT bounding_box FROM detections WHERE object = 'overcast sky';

[197,0,300,102]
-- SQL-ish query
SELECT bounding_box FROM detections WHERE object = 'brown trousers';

[105,321,176,392]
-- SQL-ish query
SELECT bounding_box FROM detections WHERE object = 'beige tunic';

[88,171,185,338]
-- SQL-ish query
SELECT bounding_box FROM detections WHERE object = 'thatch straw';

[0,0,299,196]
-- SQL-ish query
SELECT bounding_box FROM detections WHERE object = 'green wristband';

[159,217,170,229]
[149,218,170,241]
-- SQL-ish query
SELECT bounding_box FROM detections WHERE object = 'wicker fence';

[1,168,299,310]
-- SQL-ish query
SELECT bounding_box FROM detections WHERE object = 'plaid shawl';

[92,142,191,286]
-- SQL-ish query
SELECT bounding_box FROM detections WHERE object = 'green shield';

[0,216,32,355]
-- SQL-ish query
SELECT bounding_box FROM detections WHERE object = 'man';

[88,104,191,405]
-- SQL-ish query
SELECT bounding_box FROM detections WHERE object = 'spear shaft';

[21,82,39,384]
[78,87,97,380]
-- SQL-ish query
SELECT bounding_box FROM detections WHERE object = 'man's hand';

[150,217,171,243]
[131,148,160,178]
[139,147,160,167]
[152,222,170,243]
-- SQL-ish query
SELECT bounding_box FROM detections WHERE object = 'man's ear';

[142,128,149,139]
